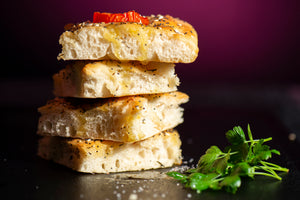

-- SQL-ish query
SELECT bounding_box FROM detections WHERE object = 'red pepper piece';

[93,12,109,23]
[93,11,149,25]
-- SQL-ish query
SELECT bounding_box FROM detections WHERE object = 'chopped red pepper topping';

[93,11,149,25]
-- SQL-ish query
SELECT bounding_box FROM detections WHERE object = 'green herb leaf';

[212,151,231,174]
[249,139,280,165]
[231,162,255,178]
[197,146,225,173]
[167,125,289,194]
[226,126,246,145]
[188,173,219,193]
[166,171,188,183]
[225,126,249,162]
[220,175,241,194]
[226,142,249,163]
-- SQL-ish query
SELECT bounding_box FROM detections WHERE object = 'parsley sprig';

[167,125,289,194]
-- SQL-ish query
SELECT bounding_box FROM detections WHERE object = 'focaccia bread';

[38,129,182,173]
[53,60,179,98]
[37,91,189,143]
[58,15,198,63]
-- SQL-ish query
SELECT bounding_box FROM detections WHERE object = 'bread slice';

[53,60,179,98]
[37,129,182,173]
[37,91,189,142]
[58,15,198,63]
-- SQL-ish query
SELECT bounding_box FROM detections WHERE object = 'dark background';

[1,0,300,159]
[1,0,299,84]
[1,0,300,163]
[1,1,300,199]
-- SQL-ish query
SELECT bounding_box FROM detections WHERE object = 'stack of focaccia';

[37,11,198,173]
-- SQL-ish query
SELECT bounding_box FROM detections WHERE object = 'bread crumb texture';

[38,129,182,173]
[58,15,198,63]
[53,60,179,98]
[37,91,189,142]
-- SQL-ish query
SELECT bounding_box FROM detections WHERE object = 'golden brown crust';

[150,15,197,38]
[39,91,189,113]
[65,15,197,38]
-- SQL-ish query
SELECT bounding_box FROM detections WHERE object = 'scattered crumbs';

[190,164,196,168]
[167,165,191,174]
[161,193,166,198]
[153,193,158,198]
[288,133,296,141]
[128,193,138,200]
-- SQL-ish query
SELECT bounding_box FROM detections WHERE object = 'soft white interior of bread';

[53,60,179,98]
[57,15,198,63]
[38,129,182,173]
[37,92,189,143]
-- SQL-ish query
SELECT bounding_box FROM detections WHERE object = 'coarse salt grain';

[138,186,144,192]
[128,194,138,200]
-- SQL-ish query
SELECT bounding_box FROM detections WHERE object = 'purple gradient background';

[2,0,299,84]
